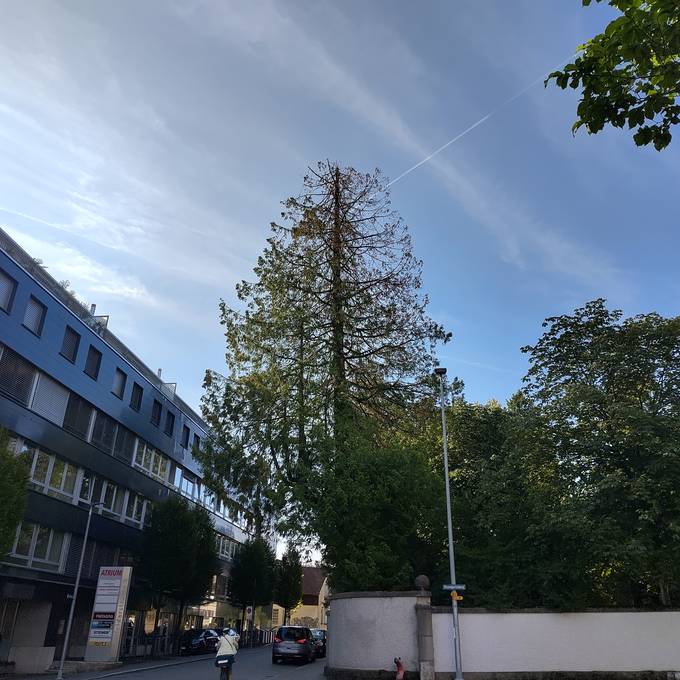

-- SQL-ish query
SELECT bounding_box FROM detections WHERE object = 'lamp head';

[434,367,447,376]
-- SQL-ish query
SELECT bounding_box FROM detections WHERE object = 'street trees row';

[136,497,304,632]
[196,162,680,608]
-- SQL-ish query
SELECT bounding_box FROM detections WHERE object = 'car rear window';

[277,627,306,641]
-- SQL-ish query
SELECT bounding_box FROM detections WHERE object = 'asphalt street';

[92,647,325,680]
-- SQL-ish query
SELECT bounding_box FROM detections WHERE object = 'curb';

[91,656,210,679]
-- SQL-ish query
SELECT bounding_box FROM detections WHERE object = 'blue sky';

[1,0,678,411]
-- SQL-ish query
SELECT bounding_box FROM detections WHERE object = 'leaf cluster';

[274,546,304,618]
[547,0,680,150]
[229,537,277,608]
[0,430,29,557]
[137,497,220,609]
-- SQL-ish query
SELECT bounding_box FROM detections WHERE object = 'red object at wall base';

[394,656,405,680]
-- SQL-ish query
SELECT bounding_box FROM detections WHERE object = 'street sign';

[443,584,466,591]
[451,592,464,601]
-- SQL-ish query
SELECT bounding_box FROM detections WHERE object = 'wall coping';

[431,606,680,614]
[329,590,431,601]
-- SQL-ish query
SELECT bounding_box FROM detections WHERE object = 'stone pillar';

[416,603,435,680]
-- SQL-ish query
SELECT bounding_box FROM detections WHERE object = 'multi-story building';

[0,228,253,673]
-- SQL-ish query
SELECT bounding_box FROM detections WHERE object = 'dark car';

[311,629,327,658]
[272,626,315,664]
[180,628,221,655]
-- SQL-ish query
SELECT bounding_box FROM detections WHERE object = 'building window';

[130,382,143,411]
[22,296,47,336]
[164,411,175,437]
[63,392,94,439]
[84,345,102,380]
[181,425,190,449]
[202,488,216,511]
[0,269,17,313]
[26,445,50,487]
[99,480,124,518]
[60,326,81,363]
[150,399,162,427]
[79,470,96,504]
[216,534,238,561]
[4,522,67,573]
[112,368,127,399]
[180,472,196,499]
[0,344,38,406]
[113,426,136,463]
[30,373,69,426]
[90,410,118,453]
[193,433,201,451]
[46,457,78,500]
[134,441,169,482]
[124,493,146,527]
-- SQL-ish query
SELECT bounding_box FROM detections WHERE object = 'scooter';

[215,654,235,680]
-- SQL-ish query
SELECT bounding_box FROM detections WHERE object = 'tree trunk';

[330,164,347,444]
[174,598,186,656]
[659,577,672,606]
[151,605,161,658]
[240,605,246,634]
[297,317,307,464]
[254,486,262,539]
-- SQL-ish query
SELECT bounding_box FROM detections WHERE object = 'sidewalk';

[2,654,212,680]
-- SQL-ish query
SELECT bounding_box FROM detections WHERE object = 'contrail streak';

[385,56,574,190]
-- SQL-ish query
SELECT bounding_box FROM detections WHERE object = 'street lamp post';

[435,367,464,680]
[56,501,103,680]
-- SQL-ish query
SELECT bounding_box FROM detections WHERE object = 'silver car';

[272,626,315,664]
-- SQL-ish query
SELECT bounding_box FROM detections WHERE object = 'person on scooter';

[215,629,240,679]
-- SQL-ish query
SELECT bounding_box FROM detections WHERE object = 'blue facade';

[0,229,248,669]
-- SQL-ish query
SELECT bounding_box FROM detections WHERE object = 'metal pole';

[437,368,464,680]
[56,502,101,680]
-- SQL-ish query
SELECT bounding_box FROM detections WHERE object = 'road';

[96,647,325,680]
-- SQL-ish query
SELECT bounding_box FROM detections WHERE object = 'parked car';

[311,629,327,658]
[179,628,221,655]
[272,626,316,664]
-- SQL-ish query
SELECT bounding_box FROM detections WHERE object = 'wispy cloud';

[1,226,157,305]
[186,0,622,293]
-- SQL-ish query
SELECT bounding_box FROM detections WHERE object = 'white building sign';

[84,566,132,662]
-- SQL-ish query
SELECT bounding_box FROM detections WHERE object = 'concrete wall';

[328,592,430,672]
[8,601,55,673]
[327,591,680,678]
[434,610,680,674]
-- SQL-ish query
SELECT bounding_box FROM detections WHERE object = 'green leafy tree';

[198,162,448,535]
[522,299,680,605]
[274,546,303,624]
[440,396,599,608]
[547,0,680,150]
[0,430,29,556]
[137,497,220,641]
[229,538,276,628]
[316,416,447,593]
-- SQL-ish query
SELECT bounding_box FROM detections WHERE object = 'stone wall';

[434,609,680,675]
[326,590,680,680]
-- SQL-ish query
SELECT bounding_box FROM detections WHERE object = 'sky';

[1,0,678,412]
